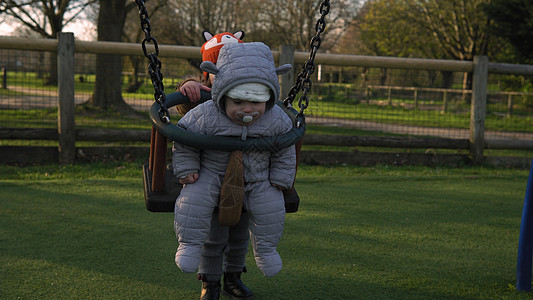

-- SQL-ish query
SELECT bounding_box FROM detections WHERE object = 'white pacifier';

[236,111,259,124]
[242,115,254,123]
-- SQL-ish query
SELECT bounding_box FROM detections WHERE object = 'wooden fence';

[366,85,533,116]
[1,33,533,166]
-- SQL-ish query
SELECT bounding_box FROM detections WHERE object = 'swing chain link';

[283,0,330,128]
[135,0,170,123]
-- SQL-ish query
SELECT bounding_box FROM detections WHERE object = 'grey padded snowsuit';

[173,42,296,277]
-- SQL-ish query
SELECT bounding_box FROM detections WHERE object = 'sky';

[0,18,96,41]
[0,0,367,41]
[0,22,13,35]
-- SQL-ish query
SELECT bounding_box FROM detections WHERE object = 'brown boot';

[199,275,220,300]
[222,272,253,299]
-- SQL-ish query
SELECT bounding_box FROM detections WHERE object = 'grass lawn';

[1,161,533,299]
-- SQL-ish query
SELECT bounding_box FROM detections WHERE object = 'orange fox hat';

[201,30,244,79]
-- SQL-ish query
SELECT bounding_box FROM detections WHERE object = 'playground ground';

[1,161,533,299]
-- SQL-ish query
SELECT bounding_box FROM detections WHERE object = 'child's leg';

[247,181,285,277]
[224,210,250,272]
[197,211,229,280]
[197,210,249,276]
[174,169,221,273]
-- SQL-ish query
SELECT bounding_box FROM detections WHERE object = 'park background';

[2,0,533,299]
[0,0,533,166]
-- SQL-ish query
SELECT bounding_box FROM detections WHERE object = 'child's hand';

[180,81,211,102]
[179,173,199,185]
[271,183,287,191]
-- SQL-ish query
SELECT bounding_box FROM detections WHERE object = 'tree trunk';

[92,53,126,110]
[46,26,62,86]
[89,0,134,113]
[379,68,388,85]
[427,70,436,87]
[126,56,143,93]
[46,50,59,86]
[360,68,369,88]
[37,52,46,79]
[441,71,454,89]
[462,72,473,105]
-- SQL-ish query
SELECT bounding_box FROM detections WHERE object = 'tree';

[411,0,491,61]
[0,0,96,85]
[150,0,359,51]
[484,0,533,64]
[122,0,168,93]
[258,0,359,51]
[354,0,493,61]
[88,0,137,112]
[155,0,249,47]
[139,0,251,73]
[351,0,494,91]
[409,0,492,96]
[334,2,368,56]
[0,0,95,38]
[353,0,448,86]
[355,0,438,58]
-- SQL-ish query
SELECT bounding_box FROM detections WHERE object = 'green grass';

[307,99,533,133]
[3,71,174,97]
[0,106,151,130]
[2,71,533,134]
[1,162,533,299]
[1,98,532,133]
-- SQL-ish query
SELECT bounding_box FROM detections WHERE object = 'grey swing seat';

[142,90,303,213]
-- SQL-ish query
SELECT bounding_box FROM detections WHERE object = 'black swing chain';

[135,0,170,124]
[283,0,330,128]
[135,0,329,125]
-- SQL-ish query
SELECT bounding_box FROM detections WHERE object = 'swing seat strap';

[219,150,245,226]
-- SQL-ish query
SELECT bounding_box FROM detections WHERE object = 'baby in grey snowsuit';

[173,42,296,277]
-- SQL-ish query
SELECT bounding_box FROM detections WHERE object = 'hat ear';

[203,31,214,42]
[275,64,292,75]
[200,61,219,75]
[233,30,245,41]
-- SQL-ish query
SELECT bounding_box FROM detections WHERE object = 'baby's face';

[225,97,266,126]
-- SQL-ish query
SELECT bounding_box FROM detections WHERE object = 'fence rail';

[366,85,533,116]
[1,34,533,166]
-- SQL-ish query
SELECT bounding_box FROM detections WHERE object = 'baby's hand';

[179,173,199,185]
[180,81,211,102]
[271,183,287,191]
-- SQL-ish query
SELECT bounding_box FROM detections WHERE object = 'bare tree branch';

[0,0,95,38]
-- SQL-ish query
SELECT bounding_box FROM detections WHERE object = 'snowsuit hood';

[200,42,292,113]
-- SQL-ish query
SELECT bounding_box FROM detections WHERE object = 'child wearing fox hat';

[173,42,295,299]
[175,31,258,300]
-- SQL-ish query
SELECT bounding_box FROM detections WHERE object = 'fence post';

[57,32,76,164]
[279,44,295,100]
[507,94,513,117]
[442,90,448,113]
[1,66,6,89]
[470,56,488,164]
[414,88,419,109]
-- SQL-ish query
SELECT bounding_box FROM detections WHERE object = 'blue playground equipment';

[517,161,533,291]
